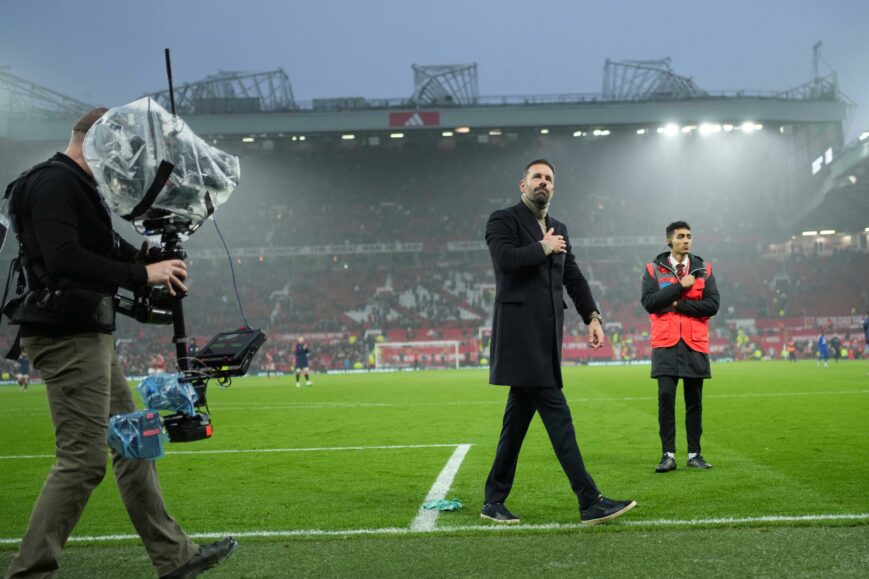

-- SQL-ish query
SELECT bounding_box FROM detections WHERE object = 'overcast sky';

[2,0,867,139]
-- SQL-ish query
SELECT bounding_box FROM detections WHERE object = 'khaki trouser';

[5,333,197,578]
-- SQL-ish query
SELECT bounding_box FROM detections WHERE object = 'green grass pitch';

[0,361,866,577]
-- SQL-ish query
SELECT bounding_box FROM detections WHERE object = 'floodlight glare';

[819,229,836,235]
[488,129,502,136]
[442,131,454,137]
[662,124,679,136]
[740,122,756,133]
[699,123,722,135]
[860,131,869,141]
[539,128,550,134]
[681,125,696,133]
[455,127,471,134]
[390,133,405,139]
[241,137,255,143]
[636,128,647,135]
[801,231,818,236]
[723,124,734,132]
[341,134,356,140]
[572,130,585,137]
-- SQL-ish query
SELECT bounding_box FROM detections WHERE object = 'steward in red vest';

[644,258,715,352]
[641,221,720,474]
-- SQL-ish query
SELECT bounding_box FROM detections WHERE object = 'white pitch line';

[0,443,467,461]
[0,513,865,545]
[410,444,472,531]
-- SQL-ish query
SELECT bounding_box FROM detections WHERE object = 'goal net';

[374,340,461,370]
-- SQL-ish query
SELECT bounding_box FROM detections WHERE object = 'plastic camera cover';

[83,97,239,229]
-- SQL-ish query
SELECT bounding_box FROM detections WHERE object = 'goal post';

[374,340,461,370]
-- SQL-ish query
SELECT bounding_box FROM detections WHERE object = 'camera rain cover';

[83,97,239,229]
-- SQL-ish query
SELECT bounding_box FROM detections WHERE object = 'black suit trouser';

[484,386,600,508]
[657,376,704,454]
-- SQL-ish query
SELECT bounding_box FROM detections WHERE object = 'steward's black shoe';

[656,454,677,473]
[480,502,520,524]
[580,496,637,526]
[687,455,712,469]
[161,537,238,579]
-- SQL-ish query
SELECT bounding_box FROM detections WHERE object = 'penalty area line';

[410,444,472,531]
[1,513,865,545]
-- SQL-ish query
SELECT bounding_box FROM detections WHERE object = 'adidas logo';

[404,113,424,127]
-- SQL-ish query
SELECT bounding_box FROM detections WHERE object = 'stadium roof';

[0,60,850,142]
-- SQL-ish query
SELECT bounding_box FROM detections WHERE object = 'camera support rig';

[122,218,265,443]
[111,50,265,442]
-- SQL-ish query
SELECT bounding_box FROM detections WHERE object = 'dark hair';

[72,107,109,134]
[666,220,691,239]
[523,159,555,179]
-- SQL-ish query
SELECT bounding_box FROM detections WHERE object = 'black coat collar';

[512,200,549,241]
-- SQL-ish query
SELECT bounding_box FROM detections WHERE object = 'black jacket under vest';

[486,201,598,388]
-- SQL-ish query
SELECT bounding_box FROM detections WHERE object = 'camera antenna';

[162,48,193,381]
[164,48,177,115]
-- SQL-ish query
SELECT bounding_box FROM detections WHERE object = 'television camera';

[83,56,265,443]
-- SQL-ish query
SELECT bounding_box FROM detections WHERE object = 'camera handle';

[156,230,209,404]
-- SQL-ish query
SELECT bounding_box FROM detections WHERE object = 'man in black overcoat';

[481,159,636,526]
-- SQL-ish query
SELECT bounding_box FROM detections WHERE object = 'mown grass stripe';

[0,443,470,461]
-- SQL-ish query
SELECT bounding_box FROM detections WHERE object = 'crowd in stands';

[1,133,867,378]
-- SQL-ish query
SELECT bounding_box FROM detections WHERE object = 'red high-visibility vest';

[646,261,713,353]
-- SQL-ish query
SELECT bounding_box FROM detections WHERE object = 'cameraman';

[5,109,236,579]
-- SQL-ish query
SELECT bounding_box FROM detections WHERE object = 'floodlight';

[740,122,756,133]
[539,129,550,134]
[241,137,255,143]
[819,229,836,235]
[341,134,356,140]
[636,128,647,135]
[801,231,818,236]
[390,133,405,139]
[860,131,869,141]
[455,127,471,134]
[699,123,721,135]
[661,124,679,136]
[442,131,454,137]
[723,124,734,132]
